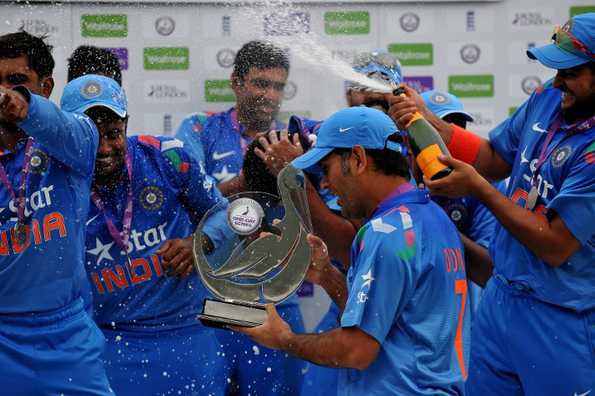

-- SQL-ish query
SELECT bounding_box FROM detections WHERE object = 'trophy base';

[198,298,267,329]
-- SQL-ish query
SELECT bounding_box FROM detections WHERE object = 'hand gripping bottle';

[393,87,452,180]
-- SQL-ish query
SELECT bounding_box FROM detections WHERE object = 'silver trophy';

[193,165,312,328]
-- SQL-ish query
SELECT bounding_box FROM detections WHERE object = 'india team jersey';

[176,107,285,183]
[489,87,595,312]
[340,188,470,396]
[0,93,98,313]
[84,135,225,330]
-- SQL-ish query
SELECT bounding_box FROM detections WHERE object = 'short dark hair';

[243,131,311,196]
[332,133,410,178]
[85,106,127,125]
[68,46,122,85]
[0,30,54,78]
[233,41,290,81]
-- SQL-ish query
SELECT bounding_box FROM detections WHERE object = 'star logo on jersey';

[88,238,114,265]
[361,270,374,289]
[139,186,164,210]
[213,165,237,182]
[520,146,530,164]
[532,122,547,133]
[371,217,396,234]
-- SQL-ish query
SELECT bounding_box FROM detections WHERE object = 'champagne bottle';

[393,88,452,180]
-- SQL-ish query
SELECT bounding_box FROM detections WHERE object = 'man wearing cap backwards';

[0,32,113,394]
[234,106,471,396]
[389,13,595,395]
[60,74,229,395]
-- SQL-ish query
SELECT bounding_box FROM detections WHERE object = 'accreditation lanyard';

[527,114,595,209]
[0,138,34,233]
[91,153,134,253]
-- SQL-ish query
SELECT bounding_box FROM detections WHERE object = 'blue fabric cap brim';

[291,147,333,172]
[527,44,590,70]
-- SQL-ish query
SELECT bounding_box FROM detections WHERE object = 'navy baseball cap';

[527,13,595,69]
[421,90,474,122]
[60,74,127,118]
[292,106,405,172]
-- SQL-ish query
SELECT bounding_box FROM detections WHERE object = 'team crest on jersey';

[81,81,102,99]
[28,149,49,174]
[139,186,164,210]
[446,202,468,231]
[551,144,572,167]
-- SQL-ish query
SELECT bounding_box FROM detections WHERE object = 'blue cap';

[421,90,474,122]
[351,49,403,86]
[60,74,127,118]
[292,106,404,171]
[527,13,595,69]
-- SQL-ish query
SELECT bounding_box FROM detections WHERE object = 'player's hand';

[305,233,332,285]
[387,84,427,130]
[157,236,195,277]
[230,304,292,350]
[0,87,29,124]
[423,155,487,198]
[255,130,304,176]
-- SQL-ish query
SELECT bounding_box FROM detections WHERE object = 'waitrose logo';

[205,80,235,102]
[449,75,494,97]
[81,15,127,37]
[325,11,370,35]
[144,48,189,70]
[388,43,432,66]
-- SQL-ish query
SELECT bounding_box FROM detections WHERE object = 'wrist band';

[447,124,482,165]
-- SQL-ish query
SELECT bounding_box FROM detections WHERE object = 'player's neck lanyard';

[0,138,34,241]
[526,114,595,209]
[91,153,134,252]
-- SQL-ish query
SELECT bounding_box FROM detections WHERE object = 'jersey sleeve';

[340,224,416,344]
[175,113,208,164]
[488,95,533,166]
[160,138,225,224]
[17,92,98,175]
[467,189,500,249]
[546,143,595,245]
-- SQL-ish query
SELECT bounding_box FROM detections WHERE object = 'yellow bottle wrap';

[416,144,448,179]
[405,112,424,129]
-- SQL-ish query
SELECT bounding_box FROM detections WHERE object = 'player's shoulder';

[179,111,220,133]
[357,205,418,257]
[133,135,193,174]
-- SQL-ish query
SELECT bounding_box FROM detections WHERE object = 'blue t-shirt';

[176,107,285,183]
[0,93,98,314]
[84,135,225,330]
[340,188,470,396]
[489,87,595,312]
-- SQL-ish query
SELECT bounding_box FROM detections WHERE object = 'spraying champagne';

[393,87,452,180]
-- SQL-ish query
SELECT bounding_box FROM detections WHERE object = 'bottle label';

[416,143,449,179]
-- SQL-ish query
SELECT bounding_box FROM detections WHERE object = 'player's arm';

[460,234,492,287]
[306,234,349,310]
[425,156,583,267]
[235,304,380,370]
[217,174,246,196]
[1,86,98,175]
[386,85,512,181]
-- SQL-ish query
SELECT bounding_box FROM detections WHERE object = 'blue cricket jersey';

[84,135,225,330]
[176,107,285,183]
[0,92,98,314]
[340,187,470,396]
[489,87,595,312]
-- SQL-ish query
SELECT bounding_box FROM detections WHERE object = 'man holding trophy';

[194,106,470,395]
